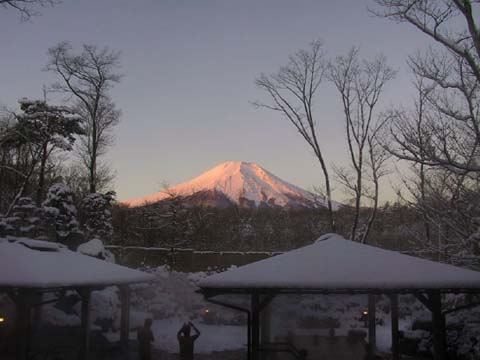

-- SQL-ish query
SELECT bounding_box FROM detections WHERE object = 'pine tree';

[42,182,81,243]
[14,98,84,205]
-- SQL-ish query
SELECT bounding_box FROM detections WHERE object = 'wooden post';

[251,293,260,360]
[32,292,43,333]
[15,292,31,360]
[429,291,446,360]
[390,294,400,360]
[368,294,376,360]
[119,285,131,348]
[260,298,271,360]
[247,311,252,360]
[260,300,271,344]
[80,288,92,360]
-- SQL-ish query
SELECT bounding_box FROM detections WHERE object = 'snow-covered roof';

[0,239,154,290]
[199,234,480,293]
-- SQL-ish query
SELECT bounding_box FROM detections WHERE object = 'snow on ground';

[376,317,411,352]
[149,319,246,353]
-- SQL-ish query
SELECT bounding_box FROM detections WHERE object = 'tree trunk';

[35,143,48,206]
[5,160,37,217]
[316,153,335,232]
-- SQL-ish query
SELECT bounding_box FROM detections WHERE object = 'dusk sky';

[0,0,433,202]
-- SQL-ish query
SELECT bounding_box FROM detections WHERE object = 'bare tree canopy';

[45,42,122,194]
[373,0,480,267]
[372,0,480,79]
[0,0,59,19]
[254,40,337,231]
[372,0,480,173]
[329,47,395,243]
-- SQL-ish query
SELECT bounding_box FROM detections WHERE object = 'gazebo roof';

[199,234,480,294]
[0,238,154,290]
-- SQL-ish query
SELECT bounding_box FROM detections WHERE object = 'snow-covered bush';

[446,300,480,360]
[0,216,14,237]
[40,288,122,332]
[130,266,245,325]
[2,197,45,239]
[90,287,121,331]
[81,192,114,242]
[77,238,115,263]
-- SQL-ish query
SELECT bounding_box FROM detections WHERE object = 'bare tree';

[389,77,435,243]
[363,123,392,243]
[329,48,395,242]
[73,97,119,192]
[372,0,480,173]
[45,42,122,193]
[395,165,480,268]
[0,0,59,19]
[372,0,480,267]
[254,40,336,231]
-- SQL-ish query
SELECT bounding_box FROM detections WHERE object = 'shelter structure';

[198,233,480,360]
[0,238,154,360]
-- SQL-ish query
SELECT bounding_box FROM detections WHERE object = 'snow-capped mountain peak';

[122,161,320,208]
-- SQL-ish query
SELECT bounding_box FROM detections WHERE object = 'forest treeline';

[111,200,421,253]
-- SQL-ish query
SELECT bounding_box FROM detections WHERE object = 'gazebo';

[0,238,155,360]
[198,233,480,360]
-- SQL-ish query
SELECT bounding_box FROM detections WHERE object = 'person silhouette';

[137,318,154,360]
[177,321,201,360]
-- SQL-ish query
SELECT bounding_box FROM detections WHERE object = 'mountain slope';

[122,161,324,208]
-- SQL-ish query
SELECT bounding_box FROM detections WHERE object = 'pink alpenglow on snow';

[122,161,336,209]
[199,234,480,291]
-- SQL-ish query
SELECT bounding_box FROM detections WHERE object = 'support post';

[429,291,446,360]
[15,291,31,360]
[251,293,260,360]
[368,294,376,360]
[247,310,252,360]
[260,298,271,360]
[80,288,92,360]
[119,286,131,349]
[32,292,43,334]
[390,294,400,360]
[260,300,271,344]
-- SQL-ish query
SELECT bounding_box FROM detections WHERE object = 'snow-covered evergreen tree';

[82,191,115,242]
[1,197,45,239]
[14,98,84,205]
[42,182,81,243]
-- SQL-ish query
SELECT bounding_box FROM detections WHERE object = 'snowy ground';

[105,320,246,354]
[149,320,246,353]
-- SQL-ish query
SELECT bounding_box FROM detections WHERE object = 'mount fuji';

[122,161,327,209]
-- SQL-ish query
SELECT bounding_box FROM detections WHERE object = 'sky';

[0,0,434,202]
